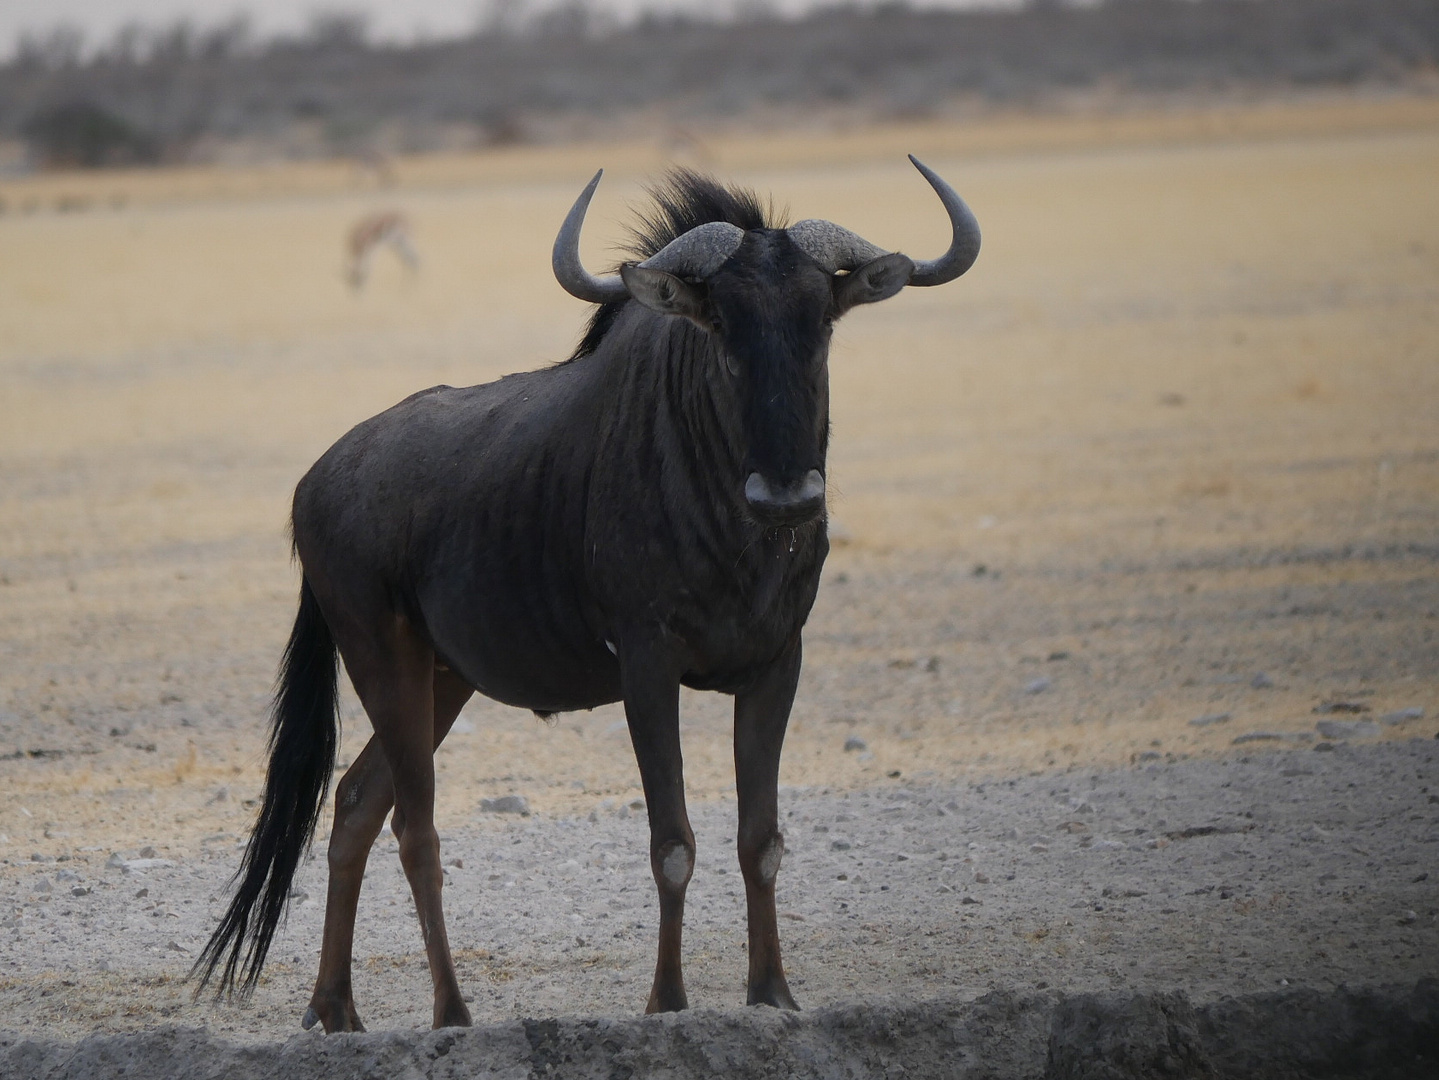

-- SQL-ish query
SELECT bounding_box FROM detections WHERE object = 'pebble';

[32,877,51,893]
[1313,701,1370,715]
[1397,911,1418,926]
[1024,676,1052,695]
[1315,719,1380,740]
[843,736,867,752]
[124,858,177,872]
[1380,707,1424,725]
[70,886,90,897]
[138,846,158,859]
[1189,712,1232,727]
[974,871,990,884]
[830,840,851,851]
[1232,731,1284,744]
[1251,673,1275,689]
[479,795,530,815]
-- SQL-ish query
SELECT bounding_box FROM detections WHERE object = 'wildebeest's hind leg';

[619,639,694,1013]
[733,640,802,1010]
[325,620,473,1030]
[304,667,473,1033]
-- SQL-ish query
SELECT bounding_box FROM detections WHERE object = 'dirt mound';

[5,981,1434,1079]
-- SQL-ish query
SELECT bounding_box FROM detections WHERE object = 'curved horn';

[640,221,745,279]
[785,219,888,275]
[552,169,630,304]
[786,156,980,286]
[554,171,747,303]
[906,154,981,286]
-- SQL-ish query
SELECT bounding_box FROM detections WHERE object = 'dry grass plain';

[0,95,1437,1036]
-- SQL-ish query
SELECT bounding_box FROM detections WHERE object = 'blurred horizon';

[4,0,1435,175]
[1,0,1021,61]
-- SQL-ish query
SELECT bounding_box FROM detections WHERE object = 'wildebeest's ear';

[620,264,712,329]
[832,252,915,314]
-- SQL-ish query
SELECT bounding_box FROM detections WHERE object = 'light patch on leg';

[659,842,693,887]
[756,836,784,885]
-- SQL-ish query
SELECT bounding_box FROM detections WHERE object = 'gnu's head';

[553,159,981,528]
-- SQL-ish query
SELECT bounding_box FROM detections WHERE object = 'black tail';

[193,576,339,997]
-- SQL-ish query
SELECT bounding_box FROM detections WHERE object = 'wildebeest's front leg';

[305,667,473,1033]
[734,639,802,1009]
[619,636,694,1013]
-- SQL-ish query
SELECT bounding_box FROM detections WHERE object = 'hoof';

[304,997,366,1033]
[645,990,689,1014]
[434,999,473,1029]
[747,980,800,1011]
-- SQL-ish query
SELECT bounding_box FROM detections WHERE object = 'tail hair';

[192,576,339,997]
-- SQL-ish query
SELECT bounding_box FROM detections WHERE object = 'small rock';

[1315,719,1380,740]
[830,839,852,851]
[1188,712,1232,727]
[479,795,530,816]
[54,868,79,882]
[1250,673,1274,689]
[138,846,158,859]
[32,877,51,893]
[1232,731,1284,744]
[1092,839,1126,851]
[70,885,91,897]
[937,883,954,894]
[1313,742,1336,752]
[106,853,126,869]
[134,887,148,899]
[1313,701,1370,715]
[974,872,990,884]
[207,787,229,804]
[843,736,867,752]
[1024,676,1051,695]
[960,896,982,905]
[288,888,308,902]
[1380,707,1424,725]
[1397,911,1418,926]
[124,858,176,872]
[30,853,54,863]
[1135,750,1162,762]
[1058,821,1089,834]
[1413,873,1428,884]
[445,858,463,869]
[167,940,189,953]
[1029,843,1049,853]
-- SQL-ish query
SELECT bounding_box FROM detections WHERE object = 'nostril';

[744,469,826,522]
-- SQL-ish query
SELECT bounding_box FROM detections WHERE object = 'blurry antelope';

[346,210,419,290]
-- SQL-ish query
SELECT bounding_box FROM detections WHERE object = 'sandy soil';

[0,96,1436,1047]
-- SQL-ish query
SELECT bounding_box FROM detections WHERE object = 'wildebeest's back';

[293,363,622,711]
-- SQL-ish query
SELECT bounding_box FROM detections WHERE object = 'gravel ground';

[2,738,1434,1047]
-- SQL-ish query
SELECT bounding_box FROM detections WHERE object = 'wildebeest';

[194,157,980,1031]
